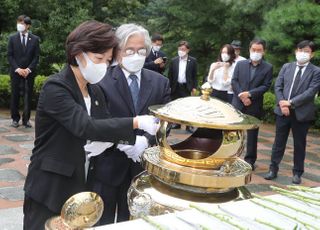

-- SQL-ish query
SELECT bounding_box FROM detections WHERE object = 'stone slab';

[0,207,23,230]
[0,186,24,201]
[0,169,25,182]
[0,146,19,155]
[0,158,14,166]
[3,134,33,142]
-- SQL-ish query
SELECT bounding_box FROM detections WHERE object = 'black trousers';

[171,83,190,100]
[23,195,57,230]
[244,128,259,165]
[91,176,131,225]
[269,113,310,176]
[211,89,228,102]
[10,74,34,123]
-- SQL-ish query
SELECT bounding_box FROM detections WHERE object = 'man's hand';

[238,91,251,100]
[243,97,252,106]
[191,88,197,96]
[279,100,291,108]
[154,57,164,65]
[280,106,290,116]
[136,115,160,135]
[117,136,148,162]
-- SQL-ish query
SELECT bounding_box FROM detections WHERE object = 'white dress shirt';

[178,56,188,83]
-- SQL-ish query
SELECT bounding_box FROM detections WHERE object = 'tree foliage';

[0,0,319,81]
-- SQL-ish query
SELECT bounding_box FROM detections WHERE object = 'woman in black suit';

[23,21,157,230]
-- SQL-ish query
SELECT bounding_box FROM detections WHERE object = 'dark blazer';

[274,62,320,121]
[94,65,171,186]
[8,32,40,75]
[143,50,166,74]
[24,66,136,213]
[231,59,273,118]
[168,55,197,93]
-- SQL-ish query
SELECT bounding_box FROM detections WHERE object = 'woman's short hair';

[66,20,118,66]
[178,40,190,49]
[219,44,236,64]
[115,23,151,55]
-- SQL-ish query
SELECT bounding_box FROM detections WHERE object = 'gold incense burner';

[128,86,261,217]
[45,192,103,230]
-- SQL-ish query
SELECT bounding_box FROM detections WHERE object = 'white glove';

[84,141,114,159]
[117,136,148,162]
[136,115,160,135]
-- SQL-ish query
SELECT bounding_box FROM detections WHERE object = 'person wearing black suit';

[143,33,167,74]
[168,40,197,132]
[264,40,320,184]
[231,39,273,170]
[23,21,158,230]
[8,15,40,128]
[88,23,171,225]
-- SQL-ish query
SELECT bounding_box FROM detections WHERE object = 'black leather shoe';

[292,175,301,184]
[23,121,32,128]
[11,121,19,128]
[264,171,277,180]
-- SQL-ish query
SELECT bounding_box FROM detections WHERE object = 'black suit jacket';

[231,59,273,118]
[143,50,166,74]
[93,66,171,186]
[274,62,320,121]
[24,66,135,213]
[7,32,40,76]
[168,55,198,93]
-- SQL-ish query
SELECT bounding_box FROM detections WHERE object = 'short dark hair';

[218,44,236,64]
[66,20,118,66]
[249,38,266,50]
[17,15,32,25]
[178,40,190,49]
[151,33,164,43]
[297,40,315,52]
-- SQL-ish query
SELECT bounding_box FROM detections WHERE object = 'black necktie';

[154,51,158,58]
[290,66,304,98]
[129,74,139,111]
[22,34,26,50]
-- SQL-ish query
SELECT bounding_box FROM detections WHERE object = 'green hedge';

[0,75,48,108]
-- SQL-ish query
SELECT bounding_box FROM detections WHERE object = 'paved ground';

[0,110,319,229]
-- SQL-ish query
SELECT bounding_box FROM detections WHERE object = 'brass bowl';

[150,96,260,169]
[61,192,103,228]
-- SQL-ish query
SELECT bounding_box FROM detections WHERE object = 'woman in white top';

[207,44,236,103]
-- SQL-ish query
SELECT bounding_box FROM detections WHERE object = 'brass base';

[142,146,252,189]
[128,171,252,218]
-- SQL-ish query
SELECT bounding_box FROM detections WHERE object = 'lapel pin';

[29,38,31,41]
[95,101,99,106]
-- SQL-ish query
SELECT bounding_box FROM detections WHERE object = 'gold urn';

[128,87,261,218]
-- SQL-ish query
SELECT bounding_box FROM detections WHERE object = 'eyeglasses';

[124,48,147,57]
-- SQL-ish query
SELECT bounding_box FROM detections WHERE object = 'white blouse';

[207,62,235,94]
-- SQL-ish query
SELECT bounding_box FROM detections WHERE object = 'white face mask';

[296,52,310,64]
[178,50,187,58]
[221,53,230,62]
[250,52,263,62]
[122,53,146,73]
[17,24,26,32]
[152,45,161,52]
[76,52,107,84]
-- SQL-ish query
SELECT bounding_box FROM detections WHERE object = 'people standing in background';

[168,40,197,132]
[143,33,167,74]
[231,38,273,170]
[8,15,40,128]
[89,23,170,225]
[207,44,236,103]
[264,40,320,184]
[231,40,246,63]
